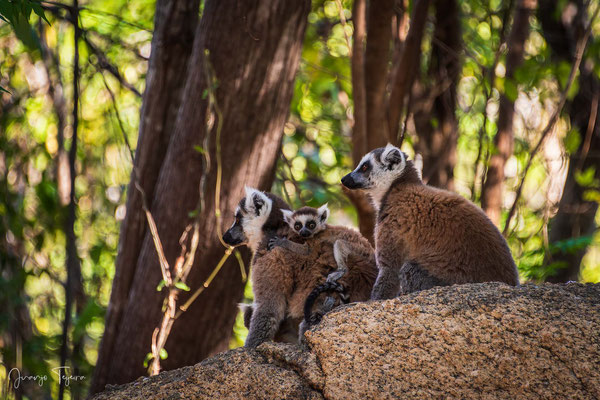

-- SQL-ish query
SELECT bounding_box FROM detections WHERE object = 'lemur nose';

[341,174,355,188]
[300,229,311,238]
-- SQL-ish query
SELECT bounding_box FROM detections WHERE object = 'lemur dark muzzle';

[300,229,311,238]
[223,229,242,246]
[341,173,359,189]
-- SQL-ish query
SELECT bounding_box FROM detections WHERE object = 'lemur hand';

[267,236,286,251]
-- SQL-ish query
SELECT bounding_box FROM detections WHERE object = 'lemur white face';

[282,204,329,238]
[341,144,408,210]
[222,187,273,252]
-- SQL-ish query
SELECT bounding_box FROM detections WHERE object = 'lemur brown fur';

[271,205,377,332]
[267,224,377,320]
[342,145,519,300]
[223,188,376,347]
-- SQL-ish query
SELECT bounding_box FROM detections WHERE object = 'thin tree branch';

[58,0,80,399]
[83,34,142,97]
[470,0,514,200]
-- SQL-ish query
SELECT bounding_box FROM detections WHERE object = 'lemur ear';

[244,186,269,215]
[317,203,329,223]
[382,143,404,170]
[244,185,256,201]
[281,209,294,225]
[414,153,423,180]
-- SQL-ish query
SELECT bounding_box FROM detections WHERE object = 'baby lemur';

[223,187,376,347]
[341,144,519,300]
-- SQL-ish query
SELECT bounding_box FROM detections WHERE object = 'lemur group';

[223,143,519,348]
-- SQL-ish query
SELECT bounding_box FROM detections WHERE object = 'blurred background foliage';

[1,0,599,397]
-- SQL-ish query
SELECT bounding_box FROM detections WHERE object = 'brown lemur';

[341,144,519,300]
[223,187,299,345]
[222,187,377,347]
[269,204,375,335]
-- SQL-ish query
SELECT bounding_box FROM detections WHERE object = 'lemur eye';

[294,222,302,231]
[307,221,316,229]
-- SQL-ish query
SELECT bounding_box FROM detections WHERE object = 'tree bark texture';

[412,0,461,190]
[365,0,394,148]
[348,0,376,243]
[92,0,309,391]
[91,0,200,392]
[539,0,600,282]
[387,0,430,144]
[481,0,537,226]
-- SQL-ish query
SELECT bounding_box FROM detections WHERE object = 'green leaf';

[550,235,594,255]
[174,281,190,291]
[143,353,153,368]
[194,145,206,154]
[556,61,571,90]
[156,280,166,291]
[583,189,600,203]
[476,22,491,40]
[11,12,39,49]
[563,128,581,154]
[503,78,518,103]
[72,300,104,342]
[31,2,50,25]
[159,348,168,360]
[0,1,15,23]
[574,166,597,188]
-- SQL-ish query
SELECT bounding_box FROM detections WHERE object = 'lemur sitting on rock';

[270,204,375,335]
[223,187,376,347]
[341,144,519,300]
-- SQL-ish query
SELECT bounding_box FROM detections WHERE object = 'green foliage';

[0,0,152,396]
[0,0,48,48]
[271,0,354,217]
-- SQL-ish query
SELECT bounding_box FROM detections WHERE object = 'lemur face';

[282,204,329,238]
[341,144,412,209]
[223,187,273,251]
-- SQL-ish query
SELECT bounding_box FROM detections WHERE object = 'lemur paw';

[267,236,285,251]
[326,269,346,284]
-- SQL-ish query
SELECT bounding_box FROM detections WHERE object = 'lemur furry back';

[274,205,375,330]
[223,187,376,347]
[342,144,519,300]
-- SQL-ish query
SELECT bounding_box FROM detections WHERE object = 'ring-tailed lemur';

[341,144,519,300]
[223,188,376,347]
[268,204,364,335]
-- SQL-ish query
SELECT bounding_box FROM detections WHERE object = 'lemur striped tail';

[303,281,348,327]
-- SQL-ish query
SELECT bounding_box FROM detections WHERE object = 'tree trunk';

[348,0,376,243]
[92,0,310,391]
[539,0,600,282]
[365,0,394,148]
[387,0,430,144]
[91,0,200,392]
[412,0,461,190]
[481,0,537,226]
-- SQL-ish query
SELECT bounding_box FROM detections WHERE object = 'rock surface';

[92,283,600,400]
